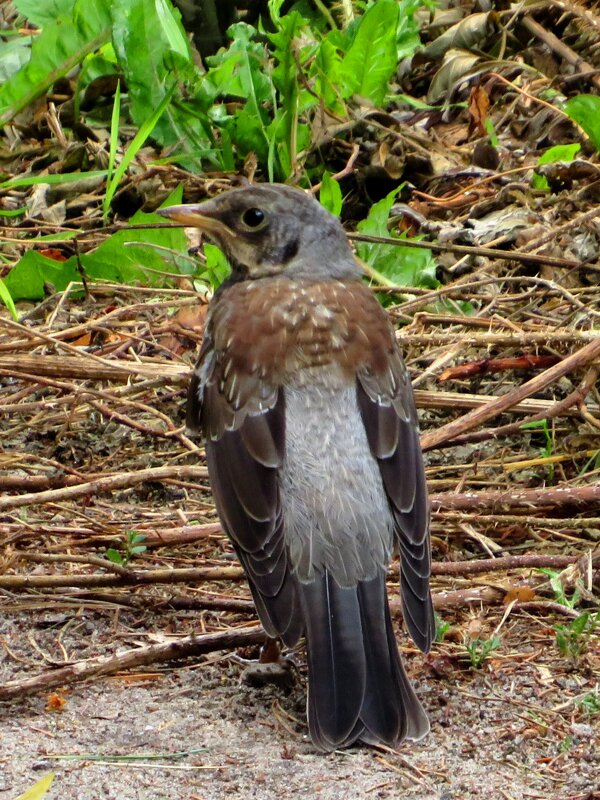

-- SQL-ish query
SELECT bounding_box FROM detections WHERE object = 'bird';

[157,183,434,751]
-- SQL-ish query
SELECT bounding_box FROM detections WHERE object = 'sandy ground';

[1,610,598,800]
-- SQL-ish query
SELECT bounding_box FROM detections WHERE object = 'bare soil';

[1,604,598,800]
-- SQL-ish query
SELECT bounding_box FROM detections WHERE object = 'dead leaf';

[46,692,67,711]
[503,586,536,604]
[468,85,490,138]
[38,248,66,261]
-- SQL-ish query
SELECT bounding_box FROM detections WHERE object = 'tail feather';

[300,570,428,751]
[299,574,367,749]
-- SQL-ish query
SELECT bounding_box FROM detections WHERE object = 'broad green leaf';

[357,187,437,288]
[0,0,111,127]
[396,0,426,60]
[85,185,189,283]
[105,548,124,564]
[155,0,189,57]
[319,173,343,217]
[14,772,55,800]
[357,186,401,240]
[0,35,32,83]
[111,0,210,165]
[338,0,400,105]
[200,243,231,291]
[312,38,345,114]
[5,187,188,301]
[4,250,81,301]
[538,143,581,164]
[14,0,74,27]
[205,24,276,172]
[532,143,581,191]
[564,95,600,151]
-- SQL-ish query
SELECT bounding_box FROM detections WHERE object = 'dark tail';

[299,570,429,751]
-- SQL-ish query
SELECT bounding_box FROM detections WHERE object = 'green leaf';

[0,0,111,127]
[532,143,581,191]
[356,187,438,288]
[199,243,231,291]
[14,772,55,800]
[85,185,189,283]
[0,35,32,83]
[268,10,310,179]
[6,187,188,301]
[564,95,600,151]
[105,548,124,565]
[338,0,400,105]
[0,277,18,320]
[539,144,582,163]
[111,0,210,166]
[396,0,425,60]
[14,0,73,27]
[4,250,81,301]
[319,173,343,217]
[312,37,346,114]
[103,82,176,216]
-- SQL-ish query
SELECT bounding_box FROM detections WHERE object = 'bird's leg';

[259,636,282,664]
[238,636,296,688]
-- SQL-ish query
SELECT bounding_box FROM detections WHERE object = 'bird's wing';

[187,331,302,646]
[356,347,435,653]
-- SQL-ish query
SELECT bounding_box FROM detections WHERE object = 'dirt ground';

[1,605,598,800]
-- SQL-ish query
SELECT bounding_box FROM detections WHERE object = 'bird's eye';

[241,207,266,229]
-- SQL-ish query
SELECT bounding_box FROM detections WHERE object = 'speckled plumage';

[158,184,434,751]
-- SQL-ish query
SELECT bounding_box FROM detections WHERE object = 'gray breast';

[280,366,394,586]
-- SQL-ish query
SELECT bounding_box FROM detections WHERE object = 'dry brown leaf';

[503,586,536,604]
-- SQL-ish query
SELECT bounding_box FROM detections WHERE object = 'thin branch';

[420,335,600,451]
[0,627,266,701]
[0,465,208,512]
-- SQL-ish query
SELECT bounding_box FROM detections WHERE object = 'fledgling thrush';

[158,184,434,751]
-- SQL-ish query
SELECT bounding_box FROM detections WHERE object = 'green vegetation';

[464,635,501,669]
[554,612,599,662]
[106,531,147,566]
[1,0,437,306]
[538,568,581,609]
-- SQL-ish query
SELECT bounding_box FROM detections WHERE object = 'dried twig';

[421,336,600,451]
[430,484,600,511]
[0,465,208,511]
[0,626,266,702]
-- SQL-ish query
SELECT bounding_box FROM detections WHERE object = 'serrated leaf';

[338,0,400,105]
[0,0,111,127]
[111,0,210,165]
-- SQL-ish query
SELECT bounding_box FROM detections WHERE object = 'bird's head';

[157,183,360,281]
